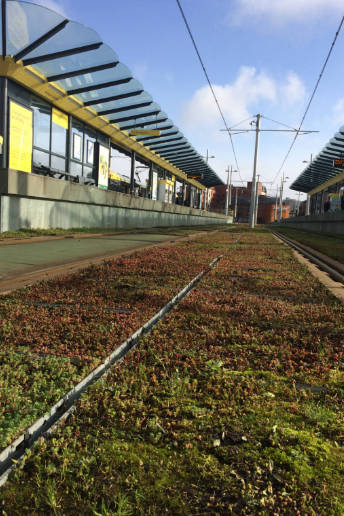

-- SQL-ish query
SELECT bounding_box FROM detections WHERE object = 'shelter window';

[51,108,68,158]
[84,127,96,178]
[32,97,50,152]
[33,149,49,169]
[51,155,66,172]
[71,119,84,162]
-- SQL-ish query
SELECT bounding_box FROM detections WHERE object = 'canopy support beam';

[15,20,69,61]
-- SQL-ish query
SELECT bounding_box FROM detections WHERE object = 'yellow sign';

[109,171,122,181]
[9,101,32,173]
[130,129,161,136]
[158,179,174,187]
[52,108,68,130]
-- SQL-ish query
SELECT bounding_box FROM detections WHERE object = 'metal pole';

[148,162,153,199]
[130,151,135,196]
[234,187,238,221]
[249,113,261,229]
[306,194,310,216]
[228,165,233,207]
[279,178,284,221]
[296,191,301,216]
[254,174,260,224]
[225,166,229,216]
[305,154,312,216]
[275,188,278,222]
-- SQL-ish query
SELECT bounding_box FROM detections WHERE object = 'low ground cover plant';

[0,224,229,240]
[0,236,224,448]
[1,229,344,514]
[275,226,344,264]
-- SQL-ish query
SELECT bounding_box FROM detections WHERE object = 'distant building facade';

[210,182,291,223]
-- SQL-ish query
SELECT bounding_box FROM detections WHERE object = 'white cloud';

[181,67,306,130]
[231,0,343,24]
[182,66,276,128]
[332,98,344,126]
[281,72,306,105]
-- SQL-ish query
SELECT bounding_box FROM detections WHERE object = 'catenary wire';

[229,115,254,130]
[261,115,301,131]
[271,15,344,185]
[175,0,244,183]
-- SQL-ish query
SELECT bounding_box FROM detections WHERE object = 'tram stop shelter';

[286,125,344,234]
[0,0,227,232]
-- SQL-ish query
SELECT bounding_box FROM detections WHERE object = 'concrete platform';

[0,169,230,231]
[0,230,211,294]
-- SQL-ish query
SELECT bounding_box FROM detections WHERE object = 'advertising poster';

[9,101,33,173]
[98,144,110,190]
[329,193,341,211]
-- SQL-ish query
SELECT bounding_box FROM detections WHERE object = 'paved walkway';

[0,232,184,293]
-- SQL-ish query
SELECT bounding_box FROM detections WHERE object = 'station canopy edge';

[290,125,344,194]
[0,0,223,188]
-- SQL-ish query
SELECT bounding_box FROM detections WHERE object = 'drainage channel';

[0,255,222,488]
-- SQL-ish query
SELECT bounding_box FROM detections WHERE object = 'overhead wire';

[175,0,244,183]
[271,14,344,185]
[261,115,301,132]
[229,115,254,130]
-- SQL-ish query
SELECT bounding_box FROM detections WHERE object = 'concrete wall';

[274,211,344,235]
[0,169,230,232]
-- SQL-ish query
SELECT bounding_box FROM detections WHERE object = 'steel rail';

[0,255,222,488]
[272,230,344,284]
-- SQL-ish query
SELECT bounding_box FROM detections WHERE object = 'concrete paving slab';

[0,233,175,280]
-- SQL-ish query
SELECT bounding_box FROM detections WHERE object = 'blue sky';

[29,0,344,199]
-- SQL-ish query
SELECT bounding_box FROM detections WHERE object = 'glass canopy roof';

[2,0,223,187]
[290,126,344,193]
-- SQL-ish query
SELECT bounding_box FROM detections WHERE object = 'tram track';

[271,230,344,285]
[0,255,222,488]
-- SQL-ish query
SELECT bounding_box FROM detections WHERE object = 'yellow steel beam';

[0,57,204,190]
[308,170,344,195]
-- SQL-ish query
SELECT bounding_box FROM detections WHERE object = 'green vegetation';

[0,224,230,240]
[0,238,221,447]
[275,226,344,264]
[1,229,344,514]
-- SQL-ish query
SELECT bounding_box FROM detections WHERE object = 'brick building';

[210,182,290,223]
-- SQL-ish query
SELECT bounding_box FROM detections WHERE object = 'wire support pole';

[279,172,288,222]
[229,166,233,207]
[225,166,230,216]
[234,187,238,221]
[254,174,260,225]
[274,188,279,222]
[249,114,261,229]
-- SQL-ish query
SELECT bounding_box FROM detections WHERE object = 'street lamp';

[201,149,215,163]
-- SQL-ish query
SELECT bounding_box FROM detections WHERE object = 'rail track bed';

[1,229,344,515]
[272,230,344,284]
